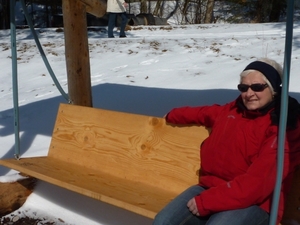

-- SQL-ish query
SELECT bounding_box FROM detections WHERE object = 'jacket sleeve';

[166,104,225,128]
[195,127,291,216]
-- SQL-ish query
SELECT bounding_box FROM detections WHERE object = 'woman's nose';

[245,88,255,96]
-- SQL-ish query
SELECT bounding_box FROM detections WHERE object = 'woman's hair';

[239,58,283,95]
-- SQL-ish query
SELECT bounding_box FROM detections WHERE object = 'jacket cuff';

[195,195,211,217]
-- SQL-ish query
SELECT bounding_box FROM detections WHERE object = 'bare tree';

[140,0,147,13]
[153,0,163,17]
[180,0,209,24]
[181,0,191,24]
[269,0,286,22]
[194,0,202,24]
[252,0,285,23]
[0,0,10,29]
[204,0,214,23]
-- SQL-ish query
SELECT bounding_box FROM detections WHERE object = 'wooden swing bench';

[0,103,299,225]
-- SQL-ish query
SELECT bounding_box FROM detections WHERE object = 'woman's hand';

[187,198,200,216]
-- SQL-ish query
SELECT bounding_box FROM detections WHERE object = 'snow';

[0,21,300,224]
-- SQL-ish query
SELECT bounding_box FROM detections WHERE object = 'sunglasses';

[237,83,268,92]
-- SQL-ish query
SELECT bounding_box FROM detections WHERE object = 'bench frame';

[0,103,209,218]
[0,103,299,224]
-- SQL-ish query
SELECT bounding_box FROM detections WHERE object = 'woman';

[153,58,300,225]
[106,0,128,38]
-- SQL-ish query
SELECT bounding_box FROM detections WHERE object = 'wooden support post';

[79,0,107,17]
[62,0,92,107]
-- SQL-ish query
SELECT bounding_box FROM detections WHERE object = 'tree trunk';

[140,0,147,13]
[254,0,272,23]
[204,0,214,23]
[0,1,3,29]
[153,0,162,17]
[182,0,191,24]
[253,0,264,23]
[194,0,202,24]
[269,0,284,22]
[1,0,10,29]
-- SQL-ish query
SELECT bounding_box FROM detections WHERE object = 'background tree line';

[0,0,296,29]
[0,0,62,29]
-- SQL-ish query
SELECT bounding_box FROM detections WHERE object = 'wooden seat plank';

[0,157,175,218]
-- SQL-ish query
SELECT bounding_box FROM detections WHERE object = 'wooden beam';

[62,0,93,107]
[79,0,107,17]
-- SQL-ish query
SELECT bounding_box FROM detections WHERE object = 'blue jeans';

[153,185,269,225]
[107,12,127,37]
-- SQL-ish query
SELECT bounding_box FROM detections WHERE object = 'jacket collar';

[235,96,275,119]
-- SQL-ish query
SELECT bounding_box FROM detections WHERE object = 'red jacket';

[166,96,300,224]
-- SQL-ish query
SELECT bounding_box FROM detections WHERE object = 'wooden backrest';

[49,104,300,223]
[49,103,209,194]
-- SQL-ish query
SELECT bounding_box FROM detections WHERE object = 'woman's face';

[240,71,273,110]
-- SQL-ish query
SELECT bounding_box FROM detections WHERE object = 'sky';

[0,21,300,224]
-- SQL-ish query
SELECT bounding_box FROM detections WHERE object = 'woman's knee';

[206,206,269,225]
[152,185,205,225]
[153,211,171,225]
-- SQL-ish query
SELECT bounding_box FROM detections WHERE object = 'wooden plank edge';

[0,158,287,224]
[79,0,107,17]
[0,159,156,219]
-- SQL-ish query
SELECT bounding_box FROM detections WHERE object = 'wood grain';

[49,104,208,194]
[79,0,107,17]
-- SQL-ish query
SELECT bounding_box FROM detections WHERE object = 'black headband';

[243,61,282,92]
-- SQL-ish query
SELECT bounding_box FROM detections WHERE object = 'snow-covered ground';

[0,21,300,224]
